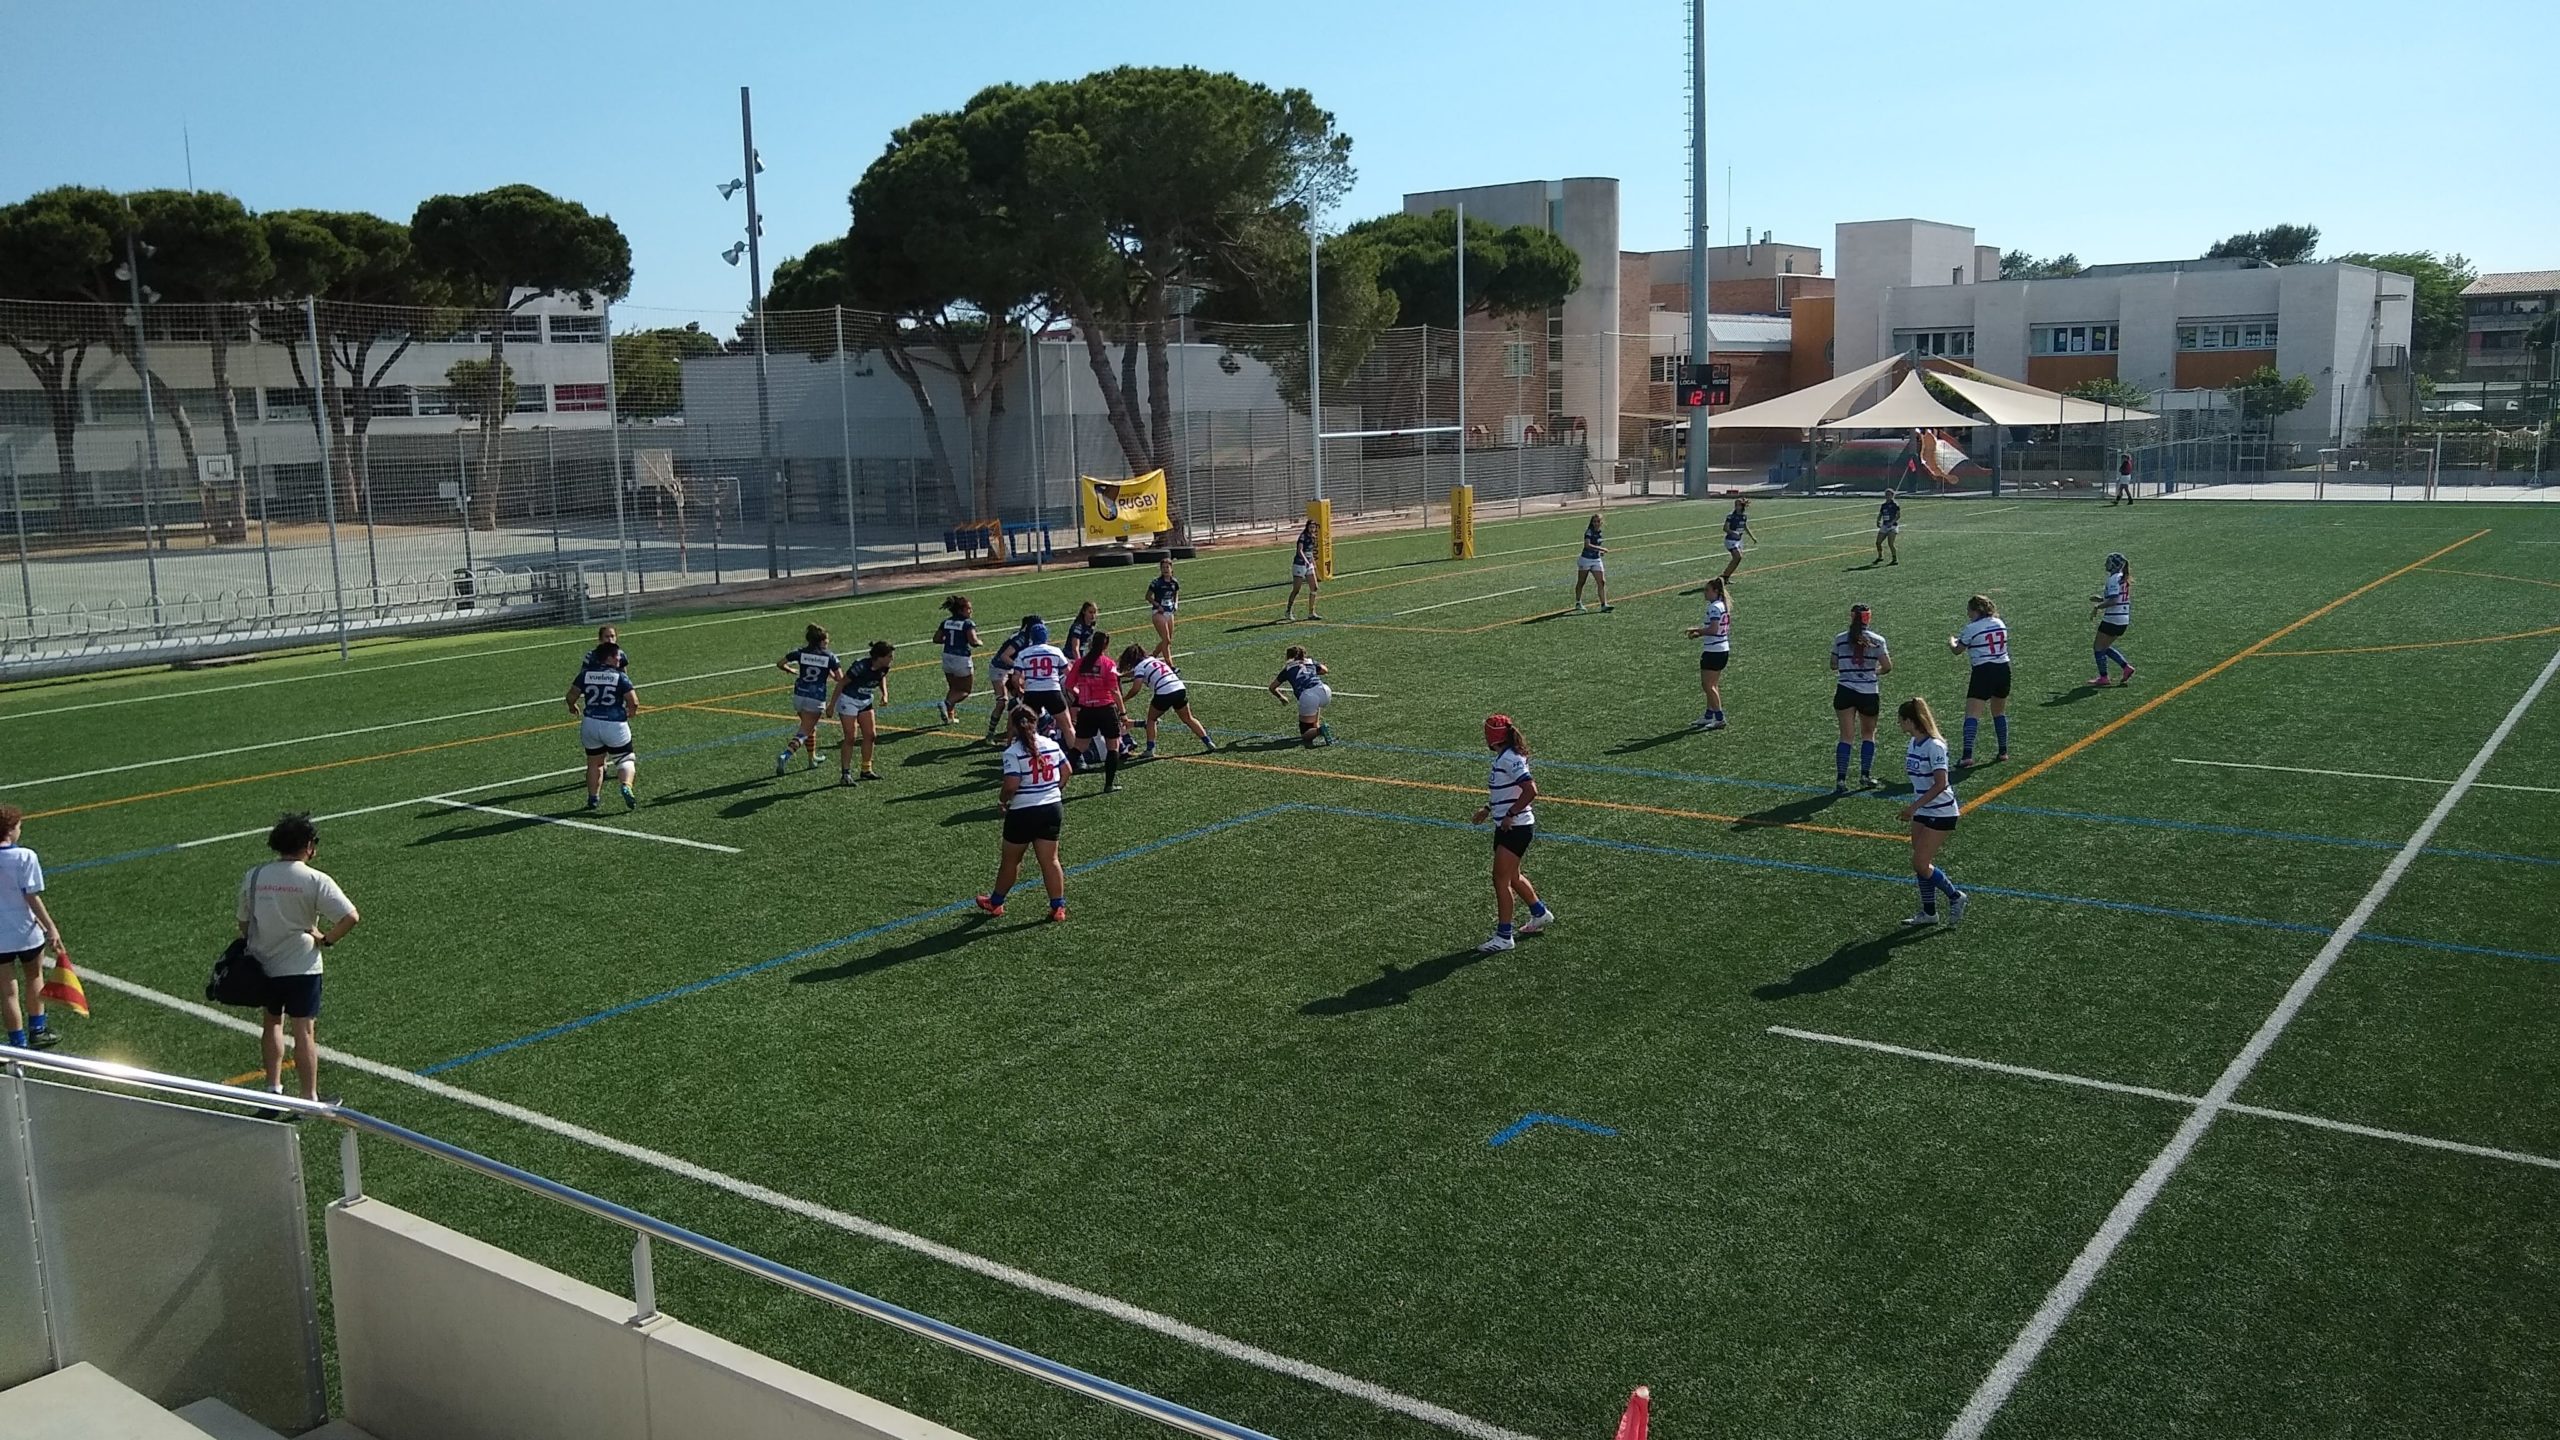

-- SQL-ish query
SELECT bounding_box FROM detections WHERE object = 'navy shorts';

[1494,823,1535,857]
[1700,651,1731,672]
[262,973,324,1019]
[1148,688,1190,716]
[2098,621,2128,639]
[1833,686,1881,718]
[1914,815,1959,833]
[1967,663,2013,701]
[1002,802,1064,846]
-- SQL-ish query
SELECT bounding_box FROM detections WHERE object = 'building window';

[553,382,608,412]
[1648,353,1690,384]
[2177,318,2276,351]
[2031,324,2119,356]
[366,386,413,418]
[548,313,605,344]
[2479,330,2528,351]
[514,384,549,414]
[1503,342,1535,378]
[1892,329,1973,358]
[263,387,314,422]
[415,386,455,416]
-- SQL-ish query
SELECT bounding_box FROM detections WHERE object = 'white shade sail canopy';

[1816,372,1988,431]
[1927,362,2157,425]
[1703,354,1903,430]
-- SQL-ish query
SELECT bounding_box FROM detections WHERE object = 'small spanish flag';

[39,955,90,1018]
[1612,1386,1649,1440]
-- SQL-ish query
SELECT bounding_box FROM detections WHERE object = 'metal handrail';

[2,1048,1274,1440]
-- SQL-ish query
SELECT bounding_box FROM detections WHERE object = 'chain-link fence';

[2,297,1629,675]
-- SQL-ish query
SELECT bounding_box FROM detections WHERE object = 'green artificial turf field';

[5,494,2557,1440]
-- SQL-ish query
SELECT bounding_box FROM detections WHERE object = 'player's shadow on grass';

[411,813,551,847]
[1222,619,1295,634]
[1219,735,1320,754]
[2042,684,2107,707]
[719,786,840,820]
[789,913,1021,985]
[1731,791,1853,831]
[648,774,793,810]
[1752,926,1948,999]
[1300,945,1504,1016]
[1608,727,1702,755]
[900,740,993,768]
[890,776,1000,806]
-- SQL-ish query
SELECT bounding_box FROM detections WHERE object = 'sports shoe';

[1958,754,1976,768]
[1316,723,1333,745]
[1902,910,1939,927]
[1600,603,1614,613]
[1517,908,1555,935]
[2117,665,2136,685]
[1305,612,1323,620]
[1946,891,1969,928]
[1834,781,1851,795]
[973,895,1005,916]
[1703,718,1727,731]
[2086,676,2111,689]
[1199,737,1216,752]
[620,784,637,810]
[1143,742,1158,758]
[26,1028,61,1050]
[774,751,790,776]
[839,770,856,787]
[1572,603,1586,613]
[1279,610,1293,621]
[1887,558,1898,566]
[1859,775,1881,790]
[586,792,601,811]
[806,748,821,770]
[1691,714,1714,730]
[1993,750,2010,762]
[1048,903,1069,923]
[1477,933,1517,953]
[859,769,881,782]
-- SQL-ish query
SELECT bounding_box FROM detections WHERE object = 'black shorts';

[1076,705,1123,740]
[2097,621,2128,639]
[583,739,635,757]
[1148,688,1190,716]
[1021,690,1068,716]
[1002,802,1064,846]
[262,972,324,1019]
[1914,814,1959,833]
[1494,823,1535,857]
[1700,650,1731,672]
[4,946,39,968]
[1967,663,2013,701]
[1833,686,1881,717]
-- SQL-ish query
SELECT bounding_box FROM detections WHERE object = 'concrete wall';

[1833,219,1979,372]
[327,1199,971,1440]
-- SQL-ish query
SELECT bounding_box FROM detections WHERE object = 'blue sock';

[989,882,1012,904]
[28,1014,47,1034]
[5,1030,22,1049]
[1962,716,1979,756]
[1836,741,1852,780]
[2094,647,2111,677]
[1914,876,1935,914]
[1859,739,1876,777]
[1528,900,1549,918]
[1932,866,1958,899]
[1049,895,1066,911]
[2105,647,2130,670]
[1993,715,2009,751]
[1497,921,1515,938]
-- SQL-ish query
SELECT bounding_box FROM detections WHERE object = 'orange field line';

[1165,753,1906,842]
[27,681,786,821]
[2255,624,2560,658]
[1968,528,2490,807]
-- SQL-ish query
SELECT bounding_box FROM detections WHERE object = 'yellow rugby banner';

[1083,470,1170,539]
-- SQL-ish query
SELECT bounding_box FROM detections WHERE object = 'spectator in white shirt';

[1,804,69,1051]
[237,813,359,1101]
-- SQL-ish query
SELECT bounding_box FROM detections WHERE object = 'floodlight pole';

[121,224,166,628]
[741,85,777,579]
[1681,0,1711,498]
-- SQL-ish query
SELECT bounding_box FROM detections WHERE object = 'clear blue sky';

[7,0,2552,320]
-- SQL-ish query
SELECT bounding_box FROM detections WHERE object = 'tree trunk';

[137,366,206,540]
[207,321,250,542]
[1065,292,1152,477]
[880,343,966,519]
[470,331,505,531]
[9,340,90,530]
[1141,280,1178,535]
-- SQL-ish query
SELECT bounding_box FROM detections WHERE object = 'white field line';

[2171,757,2558,796]
[1944,640,2560,1440]
[74,965,1541,1440]
[4,663,773,788]
[424,798,742,854]
[1395,586,1541,616]
[113,766,594,858]
[1185,679,1381,699]
[1767,1027,2560,1173]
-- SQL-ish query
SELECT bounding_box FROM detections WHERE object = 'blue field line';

[1221,731,2556,870]
[416,804,1299,1076]
[49,722,803,877]
[1486,1113,1618,1147]
[1285,803,2560,967]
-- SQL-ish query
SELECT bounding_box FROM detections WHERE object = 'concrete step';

[172,1397,287,1440]
[3,1362,211,1440]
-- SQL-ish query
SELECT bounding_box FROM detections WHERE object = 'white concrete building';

[1401,178,1624,477]
[1831,219,2415,443]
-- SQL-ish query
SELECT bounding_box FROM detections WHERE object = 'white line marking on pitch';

[1944,640,2560,1440]
[1185,679,1382,698]
[424,798,741,854]
[1396,585,1540,616]
[2172,757,2558,796]
[72,966,1540,1440]
[1767,1027,2560,1173]
[135,766,588,856]
[3,663,772,788]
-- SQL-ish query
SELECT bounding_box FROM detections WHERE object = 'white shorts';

[1296,683,1332,717]
[1878,523,1899,537]
[835,693,876,718]
[579,718,633,755]
[1576,557,1605,574]
[1724,538,1744,554]
[1293,563,1315,580]
[941,655,974,679]
[793,695,827,717]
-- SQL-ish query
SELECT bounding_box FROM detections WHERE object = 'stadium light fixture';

[721,242,747,266]
[719,179,744,201]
